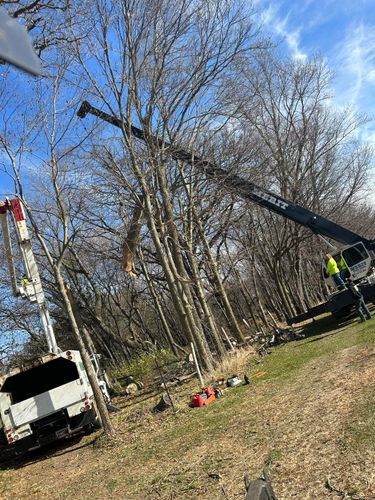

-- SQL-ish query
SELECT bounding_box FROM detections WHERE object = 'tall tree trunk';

[55,271,115,437]
[140,251,180,356]
[143,191,214,370]
[193,209,245,343]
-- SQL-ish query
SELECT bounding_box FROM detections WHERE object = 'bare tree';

[1,0,85,55]
[65,0,264,367]
[0,71,115,437]
[219,54,373,317]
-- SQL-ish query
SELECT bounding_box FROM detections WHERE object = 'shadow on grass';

[0,432,97,471]
[294,299,375,341]
[299,314,358,344]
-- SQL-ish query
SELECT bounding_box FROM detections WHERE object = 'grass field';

[1,313,374,499]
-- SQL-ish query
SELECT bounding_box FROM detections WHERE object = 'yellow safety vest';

[326,257,339,276]
[338,257,347,270]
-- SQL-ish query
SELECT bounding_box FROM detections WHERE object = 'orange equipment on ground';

[191,387,215,407]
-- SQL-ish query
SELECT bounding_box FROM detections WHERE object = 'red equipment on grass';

[191,387,215,407]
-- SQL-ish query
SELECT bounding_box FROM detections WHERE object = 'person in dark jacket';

[347,281,371,322]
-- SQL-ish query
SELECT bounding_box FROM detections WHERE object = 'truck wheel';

[84,418,101,435]
[0,432,7,446]
[92,416,102,430]
[83,424,93,435]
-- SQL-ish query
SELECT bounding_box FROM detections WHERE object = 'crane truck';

[0,198,101,453]
[76,101,375,325]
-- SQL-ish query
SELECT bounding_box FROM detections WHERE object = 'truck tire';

[84,418,101,435]
[0,431,7,446]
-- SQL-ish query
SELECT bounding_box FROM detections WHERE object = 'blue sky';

[1,0,374,201]
[253,0,375,206]
[0,168,15,196]
[254,0,375,149]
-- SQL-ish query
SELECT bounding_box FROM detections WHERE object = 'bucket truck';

[0,198,100,452]
[77,101,375,325]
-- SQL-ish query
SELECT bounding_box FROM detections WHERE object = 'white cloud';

[257,1,308,61]
[363,130,375,144]
[334,23,375,109]
[282,28,307,61]
[366,69,375,83]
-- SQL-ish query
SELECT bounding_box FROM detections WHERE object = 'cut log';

[160,371,197,388]
[125,383,139,395]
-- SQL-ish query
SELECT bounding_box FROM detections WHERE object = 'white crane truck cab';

[322,242,374,288]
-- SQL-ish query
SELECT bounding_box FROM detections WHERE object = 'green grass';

[106,478,118,493]
[122,314,375,467]
[265,448,282,465]
[113,315,375,466]
[343,389,375,451]
[3,313,375,499]
[250,315,375,384]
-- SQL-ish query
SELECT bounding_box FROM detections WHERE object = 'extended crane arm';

[77,101,374,249]
[0,199,59,355]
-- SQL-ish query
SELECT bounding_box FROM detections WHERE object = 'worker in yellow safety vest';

[338,255,348,280]
[325,254,346,289]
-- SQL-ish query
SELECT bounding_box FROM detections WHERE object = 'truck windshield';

[0,357,80,404]
[341,243,369,267]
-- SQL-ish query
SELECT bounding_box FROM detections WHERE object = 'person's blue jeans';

[332,272,345,288]
[358,297,371,320]
[340,270,347,280]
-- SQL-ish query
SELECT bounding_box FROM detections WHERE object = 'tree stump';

[125,383,139,395]
[152,392,174,413]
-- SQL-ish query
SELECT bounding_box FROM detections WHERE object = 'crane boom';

[77,101,374,250]
[0,210,18,296]
[0,199,59,355]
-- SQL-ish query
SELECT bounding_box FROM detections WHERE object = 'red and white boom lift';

[0,198,59,354]
[0,198,101,452]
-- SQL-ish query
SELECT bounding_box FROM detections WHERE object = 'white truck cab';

[0,350,98,451]
[322,242,373,288]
